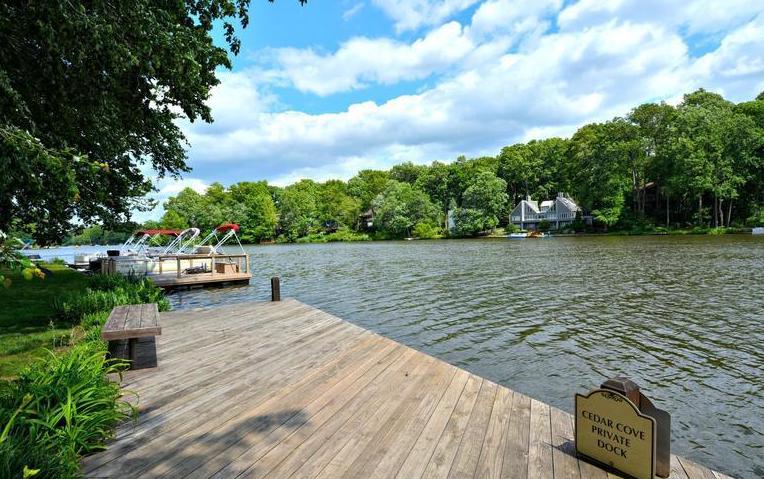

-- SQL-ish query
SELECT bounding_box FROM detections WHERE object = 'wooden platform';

[82,300,730,479]
[149,272,252,290]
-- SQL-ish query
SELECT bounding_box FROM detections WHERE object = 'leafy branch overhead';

[0,1,306,244]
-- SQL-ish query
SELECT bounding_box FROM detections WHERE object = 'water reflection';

[168,235,763,478]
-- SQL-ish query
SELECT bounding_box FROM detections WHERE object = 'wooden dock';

[82,299,730,478]
[149,271,252,290]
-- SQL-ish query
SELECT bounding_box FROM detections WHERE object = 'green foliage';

[538,220,551,232]
[54,276,169,322]
[461,170,508,230]
[0,268,169,477]
[412,222,440,239]
[160,210,189,230]
[294,228,370,243]
[373,181,439,238]
[348,170,391,212]
[0,1,308,243]
[227,181,278,242]
[571,211,585,233]
[390,162,427,184]
[63,226,131,246]
[317,180,361,230]
[451,208,486,237]
[0,341,133,478]
[279,180,321,241]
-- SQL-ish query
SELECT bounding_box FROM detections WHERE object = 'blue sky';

[142,0,764,220]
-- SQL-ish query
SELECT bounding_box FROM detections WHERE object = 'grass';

[0,264,89,379]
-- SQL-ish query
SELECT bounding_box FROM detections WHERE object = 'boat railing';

[510,211,577,222]
[100,252,249,278]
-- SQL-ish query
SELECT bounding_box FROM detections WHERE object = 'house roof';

[557,196,579,211]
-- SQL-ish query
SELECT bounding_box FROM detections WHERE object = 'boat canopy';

[121,229,182,254]
[216,224,240,233]
[135,229,181,237]
[193,223,245,254]
[162,228,201,255]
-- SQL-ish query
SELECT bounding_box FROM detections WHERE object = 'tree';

[459,170,508,232]
[347,170,390,213]
[415,161,451,231]
[567,122,632,227]
[666,90,757,226]
[497,144,540,207]
[448,156,497,206]
[0,0,306,243]
[390,162,427,185]
[279,180,320,240]
[318,180,360,229]
[161,210,189,230]
[372,181,438,237]
[227,181,278,242]
[628,102,676,224]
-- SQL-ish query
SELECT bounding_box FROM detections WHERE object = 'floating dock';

[149,271,252,290]
[101,253,251,290]
[82,299,729,478]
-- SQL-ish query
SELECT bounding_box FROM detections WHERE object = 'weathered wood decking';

[83,299,730,479]
[149,271,252,290]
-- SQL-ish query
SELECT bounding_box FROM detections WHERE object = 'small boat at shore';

[753,227,764,235]
[508,231,551,239]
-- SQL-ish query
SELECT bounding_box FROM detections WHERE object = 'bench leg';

[129,337,158,370]
[108,339,130,361]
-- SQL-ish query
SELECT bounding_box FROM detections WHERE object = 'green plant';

[412,222,440,239]
[0,342,133,478]
[0,264,168,476]
[294,228,371,243]
[54,276,169,322]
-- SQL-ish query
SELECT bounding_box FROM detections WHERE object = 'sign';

[575,389,656,479]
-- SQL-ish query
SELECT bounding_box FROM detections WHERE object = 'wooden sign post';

[575,377,671,479]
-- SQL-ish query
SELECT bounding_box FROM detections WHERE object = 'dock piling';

[271,276,281,301]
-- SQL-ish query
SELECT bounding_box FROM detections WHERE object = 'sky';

[141,0,764,221]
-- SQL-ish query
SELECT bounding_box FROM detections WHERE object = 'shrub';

[54,276,169,322]
[505,223,521,234]
[412,222,440,239]
[295,228,371,243]
[0,341,133,478]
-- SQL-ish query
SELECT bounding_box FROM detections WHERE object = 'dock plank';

[82,300,731,479]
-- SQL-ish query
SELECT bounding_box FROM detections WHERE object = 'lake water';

[36,236,764,477]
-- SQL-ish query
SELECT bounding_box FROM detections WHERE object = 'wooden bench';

[102,303,162,370]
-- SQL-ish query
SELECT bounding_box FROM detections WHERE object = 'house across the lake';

[509,192,581,230]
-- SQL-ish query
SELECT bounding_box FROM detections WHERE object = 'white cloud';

[186,22,693,176]
[687,13,764,100]
[134,178,210,222]
[185,70,277,135]
[265,22,475,96]
[342,2,365,21]
[471,0,562,36]
[371,0,479,32]
[171,0,764,194]
[558,0,763,35]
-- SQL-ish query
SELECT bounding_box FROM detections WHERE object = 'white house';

[509,192,581,230]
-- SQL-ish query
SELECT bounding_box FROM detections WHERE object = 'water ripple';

[168,235,764,478]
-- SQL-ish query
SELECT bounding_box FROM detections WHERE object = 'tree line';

[150,89,763,242]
